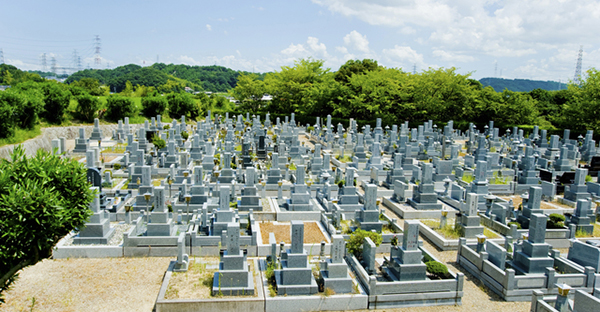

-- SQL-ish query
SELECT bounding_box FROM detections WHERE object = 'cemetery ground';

[1,234,533,312]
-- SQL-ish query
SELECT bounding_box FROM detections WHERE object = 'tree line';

[230,58,600,136]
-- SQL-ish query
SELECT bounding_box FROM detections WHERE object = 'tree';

[105,95,137,122]
[229,73,266,112]
[141,96,168,118]
[0,146,95,302]
[334,59,380,84]
[75,94,101,123]
[167,92,200,120]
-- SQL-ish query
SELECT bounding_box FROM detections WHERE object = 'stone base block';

[320,272,354,294]
[73,226,115,245]
[275,271,318,295]
[212,271,254,296]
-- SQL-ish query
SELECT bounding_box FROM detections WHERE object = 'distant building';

[261,94,272,101]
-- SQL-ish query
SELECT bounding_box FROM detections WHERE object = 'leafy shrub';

[113,163,122,170]
[426,261,448,279]
[0,100,15,138]
[0,145,94,301]
[105,95,136,122]
[40,82,71,124]
[75,94,101,122]
[141,96,168,118]
[346,229,382,257]
[181,131,189,141]
[547,213,566,229]
[152,134,166,150]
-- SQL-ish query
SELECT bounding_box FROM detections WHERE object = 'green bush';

[141,96,168,118]
[75,94,101,123]
[346,229,382,257]
[426,261,448,279]
[0,100,15,138]
[152,134,166,150]
[105,95,137,122]
[41,82,70,124]
[181,131,189,141]
[547,213,566,229]
[113,163,122,170]
[0,145,94,302]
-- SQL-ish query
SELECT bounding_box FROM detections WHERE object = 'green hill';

[65,63,266,92]
[479,77,567,92]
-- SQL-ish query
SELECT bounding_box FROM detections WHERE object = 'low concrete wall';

[0,124,144,160]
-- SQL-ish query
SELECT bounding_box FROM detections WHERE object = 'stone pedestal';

[213,223,254,295]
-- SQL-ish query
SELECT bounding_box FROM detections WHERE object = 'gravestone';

[212,222,254,295]
[459,193,484,238]
[89,118,103,141]
[319,234,353,293]
[510,213,554,274]
[356,184,384,232]
[73,128,89,153]
[408,163,443,210]
[385,220,427,281]
[362,237,377,275]
[568,199,594,235]
[73,187,114,244]
[336,167,362,212]
[147,187,174,236]
[274,221,318,295]
[286,165,312,211]
[238,167,262,211]
[564,168,590,203]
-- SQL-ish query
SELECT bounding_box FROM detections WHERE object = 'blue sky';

[1,0,598,82]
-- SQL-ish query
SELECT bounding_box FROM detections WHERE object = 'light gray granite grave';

[567,240,600,272]
[356,184,384,232]
[319,234,353,293]
[73,187,115,244]
[407,163,443,210]
[212,223,254,295]
[458,193,484,238]
[274,221,318,295]
[510,213,554,274]
[385,220,427,281]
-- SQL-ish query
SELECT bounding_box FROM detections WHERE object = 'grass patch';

[462,174,474,184]
[421,219,461,239]
[575,224,600,237]
[164,258,220,299]
[483,227,500,239]
[102,144,127,154]
[0,125,42,147]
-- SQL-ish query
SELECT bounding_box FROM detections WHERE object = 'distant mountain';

[479,77,568,92]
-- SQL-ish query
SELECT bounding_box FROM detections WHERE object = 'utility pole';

[94,35,102,68]
[41,53,47,71]
[573,45,583,84]
[51,56,57,76]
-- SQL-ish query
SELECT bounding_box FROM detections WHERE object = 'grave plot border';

[346,245,464,309]
[456,238,598,302]
[155,259,265,312]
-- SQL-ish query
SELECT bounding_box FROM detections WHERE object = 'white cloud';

[206,24,212,31]
[336,46,348,54]
[383,45,424,65]
[307,37,328,57]
[281,43,307,57]
[432,49,475,63]
[343,30,370,53]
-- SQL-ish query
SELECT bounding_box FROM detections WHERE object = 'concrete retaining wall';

[0,124,144,160]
